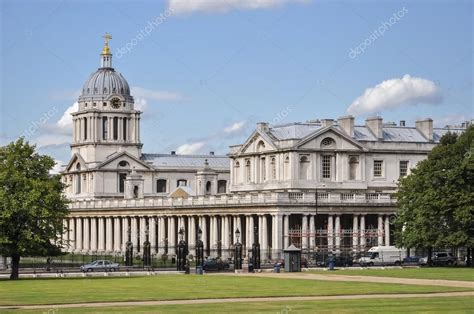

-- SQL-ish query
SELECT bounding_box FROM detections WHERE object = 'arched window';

[284,156,290,180]
[234,161,240,183]
[113,117,118,140]
[118,173,127,193]
[156,179,167,193]
[257,140,265,152]
[245,160,251,183]
[260,157,266,182]
[349,156,359,180]
[271,157,277,180]
[205,181,212,195]
[76,164,81,194]
[123,118,127,140]
[83,118,88,140]
[102,117,108,140]
[299,156,310,180]
[218,180,227,193]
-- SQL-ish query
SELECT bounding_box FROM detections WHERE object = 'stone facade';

[61,40,469,260]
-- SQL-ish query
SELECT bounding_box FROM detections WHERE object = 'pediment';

[64,153,87,172]
[97,151,153,170]
[297,127,367,151]
[238,130,277,154]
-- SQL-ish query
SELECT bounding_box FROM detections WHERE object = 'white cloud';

[50,159,65,175]
[56,102,78,133]
[176,141,207,154]
[224,120,246,133]
[168,0,309,15]
[347,74,442,116]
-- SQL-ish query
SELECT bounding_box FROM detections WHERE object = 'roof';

[269,123,323,140]
[142,153,229,170]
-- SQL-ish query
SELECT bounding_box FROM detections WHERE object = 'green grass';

[2,297,473,313]
[0,275,470,306]
[310,267,474,281]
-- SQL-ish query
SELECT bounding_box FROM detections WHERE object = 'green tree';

[0,138,69,279]
[394,126,474,266]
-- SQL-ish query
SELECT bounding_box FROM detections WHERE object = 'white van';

[358,246,406,266]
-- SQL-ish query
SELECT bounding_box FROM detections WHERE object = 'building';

[61,36,469,261]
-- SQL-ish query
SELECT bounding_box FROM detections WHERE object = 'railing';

[69,192,396,210]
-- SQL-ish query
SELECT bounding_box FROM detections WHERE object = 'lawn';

[2,296,473,313]
[310,267,474,281]
[0,275,470,306]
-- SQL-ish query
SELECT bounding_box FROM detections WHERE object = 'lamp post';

[234,228,242,270]
[177,227,188,271]
[196,226,204,269]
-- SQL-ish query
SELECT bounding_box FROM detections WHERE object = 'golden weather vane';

[102,33,112,54]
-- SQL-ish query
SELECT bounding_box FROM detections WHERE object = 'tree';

[394,126,474,266]
[0,138,69,279]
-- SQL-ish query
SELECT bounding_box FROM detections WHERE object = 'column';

[98,217,105,252]
[335,215,341,252]
[114,217,121,252]
[222,216,229,257]
[302,215,308,249]
[83,218,90,252]
[245,215,251,249]
[201,216,207,253]
[283,214,289,249]
[248,215,255,246]
[209,216,215,253]
[158,216,166,255]
[352,214,359,251]
[69,217,76,252]
[131,216,138,251]
[62,219,69,244]
[149,216,157,252]
[309,214,315,250]
[76,217,83,252]
[189,216,196,256]
[262,215,268,260]
[272,214,283,259]
[106,217,113,252]
[122,216,129,252]
[327,215,334,251]
[91,217,97,252]
[139,216,147,253]
[377,214,384,246]
[168,216,176,255]
[359,214,366,249]
[384,215,390,246]
[258,215,263,245]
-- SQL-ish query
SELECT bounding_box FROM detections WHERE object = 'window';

[245,160,251,183]
[119,173,127,193]
[102,117,108,140]
[205,181,211,195]
[321,137,335,148]
[75,164,81,194]
[83,118,87,140]
[123,118,127,140]
[218,180,227,193]
[113,117,118,140]
[322,155,331,179]
[234,161,240,183]
[257,140,265,152]
[399,160,409,177]
[349,156,359,180]
[118,160,129,167]
[373,160,383,177]
[299,156,310,180]
[261,157,266,182]
[271,157,276,180]
[177,179,187,187]
[284,156,290,180]
[156,179,167,193]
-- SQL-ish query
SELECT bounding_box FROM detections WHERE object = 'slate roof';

[141,153,229,170]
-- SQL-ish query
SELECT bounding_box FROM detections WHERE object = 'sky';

[0,0,473,170]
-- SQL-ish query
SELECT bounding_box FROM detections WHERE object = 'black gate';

[251,242,261,269]
[195,227,204,267]
[125,241,133,266]
[176,227,188,271]
[143,240,151,267]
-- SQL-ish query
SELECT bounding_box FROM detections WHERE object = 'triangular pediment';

[64,153,87,172]
[97,151,153,170]
[170,186,193,198]
[297,126,367,151]
[238,130,277,154]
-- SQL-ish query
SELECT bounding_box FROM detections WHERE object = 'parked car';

[202,258,230,271]
[419,252,456,266]
[325,256,354,267]
[402,256,421,266]
[80,260,120,272]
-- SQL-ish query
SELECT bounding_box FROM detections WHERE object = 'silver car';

[80,260,120,272]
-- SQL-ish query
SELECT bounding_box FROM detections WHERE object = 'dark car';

[325,256,353,267]
[202,258,230,271]
[402,256,421,266]
[420,252,456,266]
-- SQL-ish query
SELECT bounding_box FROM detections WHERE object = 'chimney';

[209,151,215,155]
[171,151,176,155]
[321,119,334,128]
[366,116,383,139]
[400,120,406,127]
[415,118,433,141]
[256,122,269,132]
[337,115,354,137]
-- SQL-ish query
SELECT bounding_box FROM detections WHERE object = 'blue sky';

[0,0,472,167]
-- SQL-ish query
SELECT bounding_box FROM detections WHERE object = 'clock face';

[111,98,121,109]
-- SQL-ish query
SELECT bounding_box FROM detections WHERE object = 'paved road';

[1,291,473,310]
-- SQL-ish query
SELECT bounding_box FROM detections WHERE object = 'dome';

[80,68,131,98]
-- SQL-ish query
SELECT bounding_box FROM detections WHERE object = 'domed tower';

[71,34,142,167]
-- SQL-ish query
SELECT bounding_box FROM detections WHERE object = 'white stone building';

[61,38,469,261]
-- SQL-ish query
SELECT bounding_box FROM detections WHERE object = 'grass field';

[310,267,474,281]
[0,275,470,306]
[1,297,473,313]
